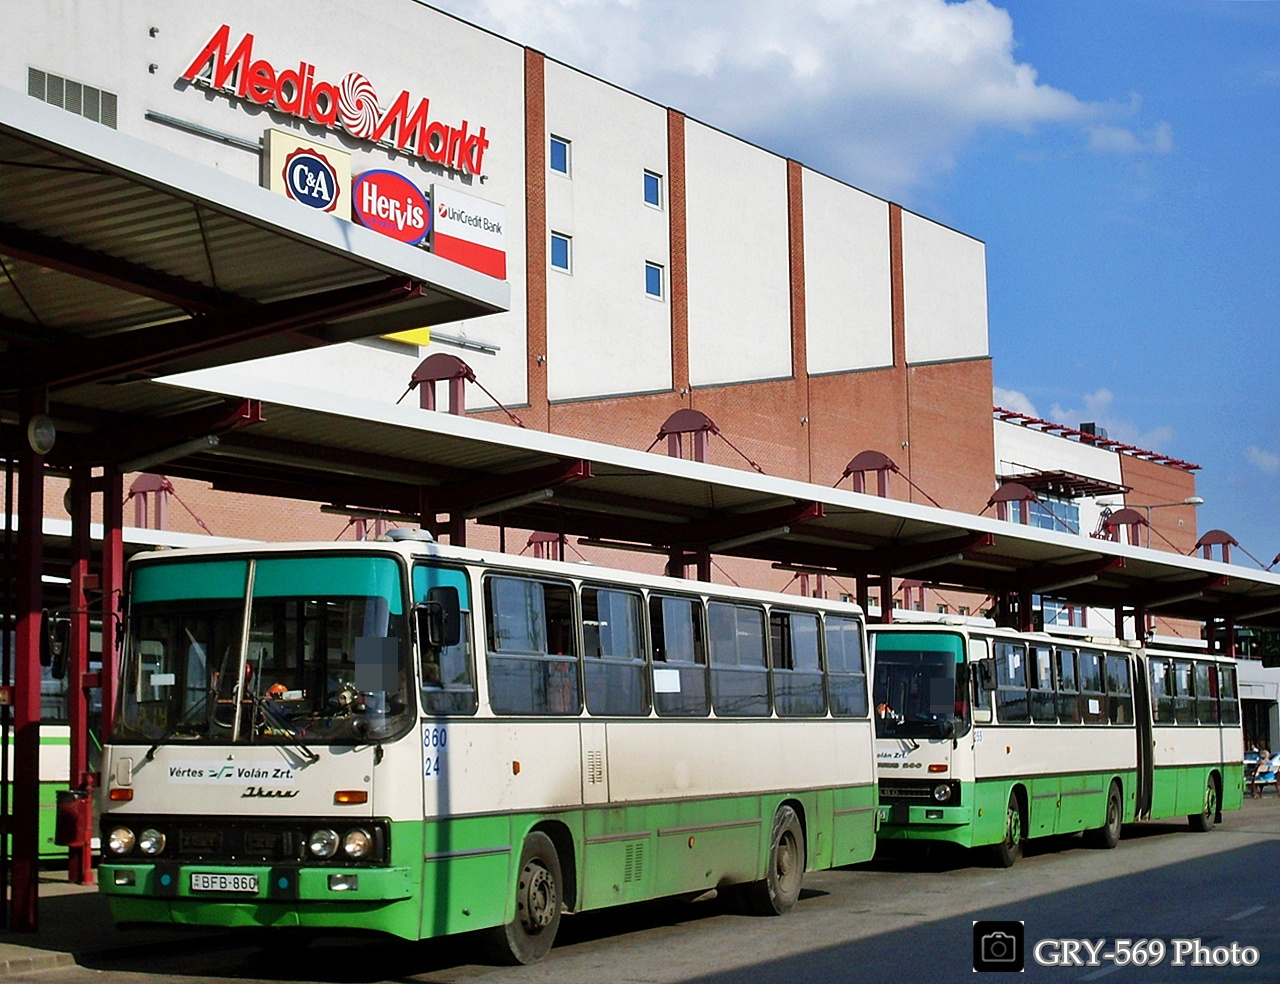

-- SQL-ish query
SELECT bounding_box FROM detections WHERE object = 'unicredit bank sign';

[181,25,490,176]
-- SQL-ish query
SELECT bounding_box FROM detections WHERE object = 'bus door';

[1134,655,1154,819]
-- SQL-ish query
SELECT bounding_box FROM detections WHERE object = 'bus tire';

[987,791,1024,868]
[741,805,805,916]
[1188,774,1218,833]
[484,831,563,965]
[1085,781,1122,849]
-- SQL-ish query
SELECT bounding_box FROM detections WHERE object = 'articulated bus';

[97,534,876,963]
[871,620,1244,866]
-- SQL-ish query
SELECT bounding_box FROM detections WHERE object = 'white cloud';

[1086,120,1174,156]
[993,385,1037,417]
[1246,446,1280,475]
[1049,388,1174,452]
[430,0,1091,196]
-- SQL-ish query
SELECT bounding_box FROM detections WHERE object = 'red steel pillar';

[11,392,46,931]
[67,465,94,884]
[100,462,124,739]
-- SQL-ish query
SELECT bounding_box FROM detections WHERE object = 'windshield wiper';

[144,689,212,762]
[251,694,319,763]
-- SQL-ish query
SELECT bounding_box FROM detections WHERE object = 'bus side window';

[772,611,825,717]
[485,576,580,716]
[415,566,477,716]
[1055,648,1081,723]
[707,602,769,717]
[1105,655,1133,725]
[1078,650,1105,724]
[825,615,867,717]
[582,586,647,716]
[1171,659,1195,725]
[1030,645,1056,723]
[993,641,1029,723]
[969,638,993,723]
[650,595,708,717]
[1218,664,1240,725]
[1148,658,1174,723]
[1194,661,1218,725]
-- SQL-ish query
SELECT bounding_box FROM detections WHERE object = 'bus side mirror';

[417,586,461,649]
[40,612,70,678]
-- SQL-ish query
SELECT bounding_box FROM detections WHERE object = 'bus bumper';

[100,863,417,937]
[875,803,973,842]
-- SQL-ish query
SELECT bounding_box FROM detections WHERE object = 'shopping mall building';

[4,0,1206,621]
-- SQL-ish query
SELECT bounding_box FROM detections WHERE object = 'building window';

[549,136,570,175]
[1005,495,1080,535]
[645,262,663,298]
[550,233,571,272]
[644,170,662,208]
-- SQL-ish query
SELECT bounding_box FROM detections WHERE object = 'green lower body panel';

[1149,763,1241,821]
[100,785,877,941]
[878,771,1139,849]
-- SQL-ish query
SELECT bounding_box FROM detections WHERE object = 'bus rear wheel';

[484,831,563,965]
[741,805,805,916]
[1188,775,1218,833]
[1085,782,1122,849]
[987,792,1023,868]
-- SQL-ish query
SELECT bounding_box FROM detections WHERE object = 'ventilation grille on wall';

[28,67,117,128]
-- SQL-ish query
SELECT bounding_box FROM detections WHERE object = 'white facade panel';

[994,420,1125,486]
[801,170,892,373]
[684,121,791,387]
[993,419,1127,538]
[901,211,989,365]
[3,0,529,408]
[543,61,671,401]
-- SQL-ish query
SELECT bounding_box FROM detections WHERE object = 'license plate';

[190,872,259,894]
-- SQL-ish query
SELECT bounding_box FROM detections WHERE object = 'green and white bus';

[871,621,1244,866]
[98,535,876,962]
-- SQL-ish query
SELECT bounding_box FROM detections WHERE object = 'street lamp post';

[1139,496,1204,548]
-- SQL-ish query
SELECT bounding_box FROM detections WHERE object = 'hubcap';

[1007,806,1021,846]
[1205,783,1217,818]
[777,831,797,886]
[517,861,556,933]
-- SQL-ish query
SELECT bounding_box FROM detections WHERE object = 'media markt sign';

[181,25,491,176]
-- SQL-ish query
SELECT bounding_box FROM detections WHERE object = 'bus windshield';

[115,555,413,745]
[872,631,968,739]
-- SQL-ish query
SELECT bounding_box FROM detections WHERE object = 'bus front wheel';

[1188,775,1218,833]
[987,792,1023,868]
[741,805,805,916]
[485,831,563,965]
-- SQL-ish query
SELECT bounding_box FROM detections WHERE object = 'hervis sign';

[352,170,430,245]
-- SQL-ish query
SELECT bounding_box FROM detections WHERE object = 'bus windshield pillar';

[67,465,94,885]
[11,391,47,932]
[100,463,124,740]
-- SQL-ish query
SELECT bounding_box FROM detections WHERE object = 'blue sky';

[432,0,1279,562]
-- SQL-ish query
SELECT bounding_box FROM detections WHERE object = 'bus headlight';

[308,828,340,858]
[932,784,952,803]
[107,826,136,855]
[137,828,166,856]
[343,828,373,860]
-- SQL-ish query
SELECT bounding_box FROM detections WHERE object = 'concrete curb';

[0,946,76,977]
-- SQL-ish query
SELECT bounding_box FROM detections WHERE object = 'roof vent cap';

[384,528,435,543]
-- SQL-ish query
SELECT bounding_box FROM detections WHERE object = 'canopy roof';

[116,370,1280,632]
[0,84,507,394]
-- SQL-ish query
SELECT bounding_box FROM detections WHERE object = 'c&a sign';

[181,25,490,176]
